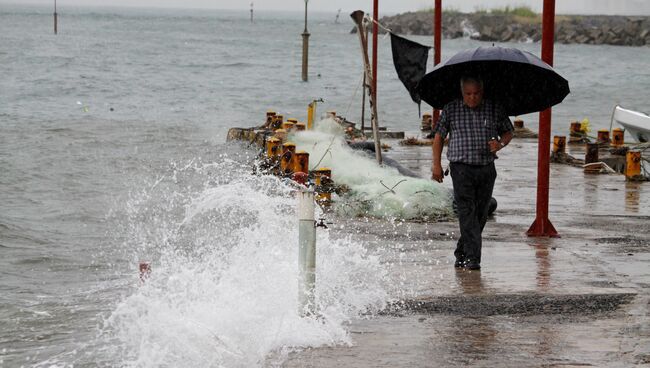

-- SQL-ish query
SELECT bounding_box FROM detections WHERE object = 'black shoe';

[454,257,465,268]
[465,260,481,270]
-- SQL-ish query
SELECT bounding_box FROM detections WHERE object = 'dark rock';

[367,12,650,47]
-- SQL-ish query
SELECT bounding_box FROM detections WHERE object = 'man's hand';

[488,139,503,153]
[432,164,444,183]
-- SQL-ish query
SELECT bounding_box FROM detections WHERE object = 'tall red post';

[527,0,559,237]
[372,0,378,114]
[432,0,442,127]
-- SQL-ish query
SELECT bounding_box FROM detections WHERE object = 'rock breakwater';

[353,11,650,46]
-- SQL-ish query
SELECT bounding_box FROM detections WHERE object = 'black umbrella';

[416,46,570,116]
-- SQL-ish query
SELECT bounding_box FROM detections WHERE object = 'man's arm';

[432,132,445,182]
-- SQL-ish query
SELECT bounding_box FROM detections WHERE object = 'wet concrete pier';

[279,137,650,367]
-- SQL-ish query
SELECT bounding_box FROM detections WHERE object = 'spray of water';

[291,118,454,221]
[100,151,389,367]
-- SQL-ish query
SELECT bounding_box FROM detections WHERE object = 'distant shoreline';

[360,11,650,47]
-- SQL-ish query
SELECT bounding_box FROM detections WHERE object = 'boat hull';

[613,106,650,143]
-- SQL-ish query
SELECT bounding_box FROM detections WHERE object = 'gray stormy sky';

[4,0,650,15]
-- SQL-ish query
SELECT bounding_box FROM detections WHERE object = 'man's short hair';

[460,76,484,91]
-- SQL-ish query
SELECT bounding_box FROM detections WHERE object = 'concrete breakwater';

[356,11,650,46]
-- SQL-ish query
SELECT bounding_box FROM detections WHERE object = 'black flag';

[390,33,431,114]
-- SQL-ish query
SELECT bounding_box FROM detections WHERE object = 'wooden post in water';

[250,2,254,23]
[351,10,382,165]
[301,0,310,82]
[53,0,58,35]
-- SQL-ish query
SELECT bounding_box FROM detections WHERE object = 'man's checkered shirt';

[434,99,514,166]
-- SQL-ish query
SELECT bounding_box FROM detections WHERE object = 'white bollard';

[297,189,316,316]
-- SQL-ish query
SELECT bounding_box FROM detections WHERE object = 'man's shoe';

[465,260,481,270]
[454,257,466,268]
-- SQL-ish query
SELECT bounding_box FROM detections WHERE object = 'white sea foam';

[102,156,389,367]
[290,118,454,220]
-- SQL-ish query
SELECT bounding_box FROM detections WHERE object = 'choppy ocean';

[1,4,649,367]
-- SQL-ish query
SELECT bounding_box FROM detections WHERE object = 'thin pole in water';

[53,0,58,35]
[301,0,310,82]
[250,2,253,23]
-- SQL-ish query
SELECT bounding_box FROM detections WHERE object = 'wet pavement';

[278,137,650,367]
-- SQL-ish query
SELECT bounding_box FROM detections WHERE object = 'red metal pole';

[432,0,442,128]
[372,0,378,114]
[527,0,559,237]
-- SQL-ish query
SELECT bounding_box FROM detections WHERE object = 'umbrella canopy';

[416,46,570,116]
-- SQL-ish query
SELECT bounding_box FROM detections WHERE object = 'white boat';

[612,105,650,143]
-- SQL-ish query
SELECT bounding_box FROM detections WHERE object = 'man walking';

[431,76,514,270]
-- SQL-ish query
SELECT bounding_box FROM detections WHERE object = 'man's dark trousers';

[450,162,496,264]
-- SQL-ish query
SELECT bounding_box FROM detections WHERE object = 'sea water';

[1,4,649,367]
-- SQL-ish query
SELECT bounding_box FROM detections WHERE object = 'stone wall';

[352,12,650,46]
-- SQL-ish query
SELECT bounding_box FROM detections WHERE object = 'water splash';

[291,119,454,221]
[99,152,388,367]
